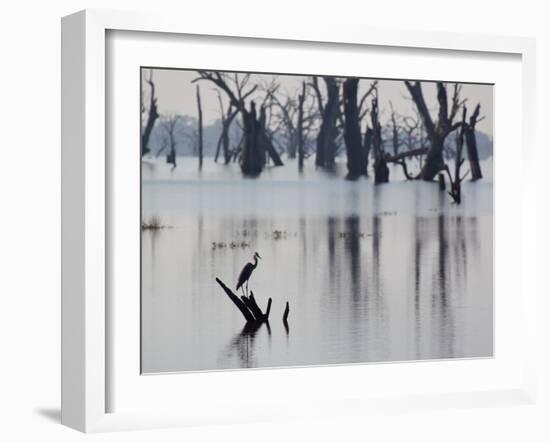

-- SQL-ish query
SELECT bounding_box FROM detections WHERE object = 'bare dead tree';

[402,115,420,150]
[242,100,263,175]
[194,71,259,171]
[297,81,306,171]
[404,81,464,181]
[268,81,319,165]
[351,81,378,177]
[405,109,429,170]
[464,103,484,181]
[155,131,170,158]
[416,109,428,151]
[159,114,183,168]
[358,81,378,122]
[310,76,324,116]
[388,101,403,156]
[382,108,428,176]
[141,69,159,157]
[446,107,469,203]
[214,91,239,164]
[311,76,340,169]
[343,78,367,179]
[263,83,301,159]
[363,127,373,174]
[196,85,204,170]
[257,78,284,166]
[371,96,389,183]
[194,71,283,175]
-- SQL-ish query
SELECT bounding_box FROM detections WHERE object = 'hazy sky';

[142,67,493,137]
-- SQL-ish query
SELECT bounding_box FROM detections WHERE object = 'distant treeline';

[141,69,490,204]
[144,113,493,161]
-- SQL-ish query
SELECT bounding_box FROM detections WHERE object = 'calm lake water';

[141,157,493,373]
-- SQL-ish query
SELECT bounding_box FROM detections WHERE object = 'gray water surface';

[141,158,493,373]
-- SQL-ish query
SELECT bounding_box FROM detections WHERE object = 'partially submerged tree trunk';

[160,114,180,168]
[315,77,339,169]
[371,97,389,183]
[241,102,263,176]
[239,102,284,176]
[141,71,159,157]
[196,85,203,170]
[343,78,367,180]
[258,107,268,165]
[297,82,306,172]
[166,140,176,167]
[465,103,483,181]
[287,134,298,159]
[438,173,446,191]
[404,81,462,181]
[446,107,468,204]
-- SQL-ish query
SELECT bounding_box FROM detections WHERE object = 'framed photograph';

[61,9,537,432]
[139,66,494,374]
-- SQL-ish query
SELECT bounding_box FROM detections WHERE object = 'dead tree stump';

[283,301,290,334]
[283,302,289,323]
[446,107,468,204]
[465,103,483,181]
[438,173,446,190]
[215,278,272,324]
[371,97,389,184]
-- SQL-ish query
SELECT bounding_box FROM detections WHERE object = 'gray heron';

[236,252,261,297]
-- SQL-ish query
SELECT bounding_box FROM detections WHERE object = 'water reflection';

[141,160,493,373]
[413,215,422,360]
[223,321,272,368]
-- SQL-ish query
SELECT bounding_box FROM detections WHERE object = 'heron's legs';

[246,280,249,298]
[241,286,246,298]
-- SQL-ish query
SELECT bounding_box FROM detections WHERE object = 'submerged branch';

[215,278,272,324]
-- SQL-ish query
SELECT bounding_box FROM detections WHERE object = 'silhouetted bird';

[236,252,261,297]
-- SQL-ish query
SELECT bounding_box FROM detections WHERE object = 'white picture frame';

[61,9,537,433]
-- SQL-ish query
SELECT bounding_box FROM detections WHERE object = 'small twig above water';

[262,230,299,240]
[215,277,272,324]
[283,301,290,335]
[236,229,258,238]
[337,231,375,240]
[211,241,250,251]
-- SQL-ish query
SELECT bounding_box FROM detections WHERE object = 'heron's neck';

[253,257,259,268]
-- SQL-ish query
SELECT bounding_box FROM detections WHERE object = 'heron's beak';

[256,254,262,259]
